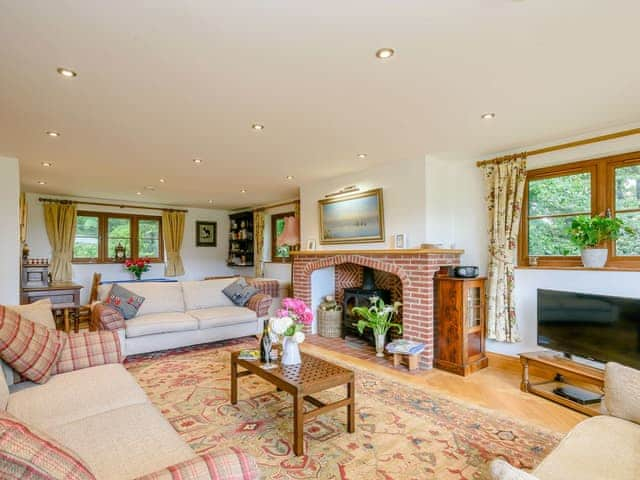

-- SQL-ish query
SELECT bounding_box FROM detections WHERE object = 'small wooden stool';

[392,352,419,371]
[52,303,81,333]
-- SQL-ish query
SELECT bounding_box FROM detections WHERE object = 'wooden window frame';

[519,150,640,270]
[73,211,164,264]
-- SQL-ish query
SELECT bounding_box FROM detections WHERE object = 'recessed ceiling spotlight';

[56,67,77,78]
[251,123,264,131]
[357,153,367,159]
[41,162,53,167]
[481,112,496,120]
[159,178,166,183]
[240,188,247,193]
[208,199,214,204]
[192,158,202,164]
[37,180,47,185]
[286,175,294,180]
[136,191,142,196]
[375,48,395,59]
[45,131,60,137]
[144,185,155,191]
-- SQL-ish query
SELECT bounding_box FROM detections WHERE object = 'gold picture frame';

[318,188,385,244]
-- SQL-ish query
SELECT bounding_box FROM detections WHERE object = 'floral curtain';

[253,210,265,277]
[162,211,186,277]
[43,202,77,282]
[482,154,527,342]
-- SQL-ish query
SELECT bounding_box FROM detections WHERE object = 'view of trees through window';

[614,164,640,255]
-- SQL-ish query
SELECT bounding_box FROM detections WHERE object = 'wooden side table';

[52,303,81,333]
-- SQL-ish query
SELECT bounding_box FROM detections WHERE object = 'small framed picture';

[394,233,406,249]
[306,239,316,250]
[196,221,217,247]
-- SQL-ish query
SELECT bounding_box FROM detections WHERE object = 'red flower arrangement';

[124,258,151,280]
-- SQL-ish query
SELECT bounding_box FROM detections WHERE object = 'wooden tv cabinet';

[520,351,605,416]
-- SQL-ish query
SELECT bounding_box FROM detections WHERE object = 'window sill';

[72,260,165,265]
[516,265,640,272]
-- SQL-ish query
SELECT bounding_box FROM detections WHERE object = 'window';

[520,151,640,269]
[73,211,163,263]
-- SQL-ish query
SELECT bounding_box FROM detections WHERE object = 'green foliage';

[352,297,402,336]
[566,215,634,250]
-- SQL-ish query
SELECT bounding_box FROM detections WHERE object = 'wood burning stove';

[342,267,390,345]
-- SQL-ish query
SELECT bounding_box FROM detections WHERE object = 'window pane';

[74,215,99,259]
[107,217,131,260]
[616,212,640,256]
[529,216,580,256]
[528,172,591,217]
[615,164,640,211]
[138,219,160,258]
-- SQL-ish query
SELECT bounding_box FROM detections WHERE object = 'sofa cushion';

[187,306,257,329]
[7,363,148,431]
[125,312,198,338]
[105,284,146,320]
[0,410,96,480]
[182,279,237,311]
[0,361,8,410]
[604,362,640,424]
[118,282,185,316]
[533,415,640,480]
[51,330,123,376]
[222,277,259,306]
[47,403,196,480]
[0,307,65,384]
[7,298,56,330]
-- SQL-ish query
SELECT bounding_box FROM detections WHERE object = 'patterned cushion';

[0,410,96,480]
[7,299,56,330]
[93,303,126,331]
[51,331,123,375]
[134,449,259,480]
[245,293,272,318]
[105,284,145,320]
[222,278,259,307]
[0,307,65,384]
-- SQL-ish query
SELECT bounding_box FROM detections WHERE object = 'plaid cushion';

[93,303,126,331]
[105,284,145,320]
[246,278,279,298]
[0,411,96,480]
[51,331,123,375]
[135,449,259,480]
[0,307,65,384]
[245,293,272,318]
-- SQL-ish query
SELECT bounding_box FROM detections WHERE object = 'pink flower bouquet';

[270,297,313,343]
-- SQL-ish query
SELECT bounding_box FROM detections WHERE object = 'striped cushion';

[135,449,259,480]
[0,307,65,384]
[0,410,96,480]
[52,331,123,375]
[93,303,126,331]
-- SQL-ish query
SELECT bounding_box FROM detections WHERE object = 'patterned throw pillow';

[105,284,145,320]
[0,307,65,384]
[0,410,96,480]
[222,278,259,307]
[51,330,123,375]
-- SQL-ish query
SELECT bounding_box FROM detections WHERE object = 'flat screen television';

[537,289,640,369]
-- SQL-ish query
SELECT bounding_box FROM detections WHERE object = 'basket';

[318,308,343,338]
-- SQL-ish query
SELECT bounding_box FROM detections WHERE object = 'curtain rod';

[38,198,188,213]
[476,127,640,168]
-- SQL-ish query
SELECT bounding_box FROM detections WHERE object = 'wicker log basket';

[318,296,343,338]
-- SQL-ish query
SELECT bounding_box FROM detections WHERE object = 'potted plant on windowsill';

[567,214,634,268]
[352,297,402,357]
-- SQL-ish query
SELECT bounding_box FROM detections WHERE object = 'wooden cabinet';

[228,211,254,267]
[21,282,83,305]
[434,276,488,376]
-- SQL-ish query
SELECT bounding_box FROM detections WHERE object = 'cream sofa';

[94,278,272,356]
[491,362,640,480]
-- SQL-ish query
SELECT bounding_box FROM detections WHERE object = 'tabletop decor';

[124,258,151,281]
[270,298,313,365]
[352,296,402,357]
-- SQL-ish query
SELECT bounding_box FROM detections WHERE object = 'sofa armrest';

[604,362,640,424]
[490,459,539,480]
[52,330,123,375]
[92,303,126,331]
[134,449,259,480]
[246,293,272,318]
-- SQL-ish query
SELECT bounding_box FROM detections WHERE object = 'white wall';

[0,157,20,304]
[24,192,234,303]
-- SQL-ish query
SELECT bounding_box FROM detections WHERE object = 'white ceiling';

[1,0,639,209]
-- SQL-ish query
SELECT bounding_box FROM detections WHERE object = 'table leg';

[293,393,304,456]
[73,309,80,333]
[520,358,529,392]
[230,358,238,404]
[347,380,355,433]
[63,309,70,333]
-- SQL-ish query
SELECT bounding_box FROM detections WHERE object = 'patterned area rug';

[125,339,561,479]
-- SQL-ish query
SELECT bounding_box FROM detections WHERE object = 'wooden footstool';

[392,352,419,371]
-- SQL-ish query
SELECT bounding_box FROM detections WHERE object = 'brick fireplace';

[291,249,462,368]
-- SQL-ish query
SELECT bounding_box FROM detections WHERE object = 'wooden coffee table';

[230,351,355,456]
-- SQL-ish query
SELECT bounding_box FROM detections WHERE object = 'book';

[386,340,425,355]
[238,349,260,360]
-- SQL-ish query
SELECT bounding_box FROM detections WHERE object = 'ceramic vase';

[375,333,386,357]
[581,248,608,268]
[281,336,301,365]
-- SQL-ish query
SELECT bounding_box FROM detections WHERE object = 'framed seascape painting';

[318,188,385,244]
[196,221,217,247]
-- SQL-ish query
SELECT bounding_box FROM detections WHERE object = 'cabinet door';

[464,281,485,361]
[436,280,464,364]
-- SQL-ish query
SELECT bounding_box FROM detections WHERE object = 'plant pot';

[374,333,386,358]
[281,336,301,365]
[581,248,608,268]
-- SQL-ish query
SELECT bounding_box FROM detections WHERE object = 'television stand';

[520,351,605,416]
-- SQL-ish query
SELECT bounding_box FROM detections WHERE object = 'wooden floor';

[302,335,585,434]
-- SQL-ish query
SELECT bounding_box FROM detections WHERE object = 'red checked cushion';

[52,330,123,375]
[0,410,96,480]
[0,306,65,384]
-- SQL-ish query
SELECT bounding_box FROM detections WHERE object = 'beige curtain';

[482,154,527,343]
[43,202,77,282]
[253,210,265,277]
[19,192,27,244]
[162,211,186,277]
